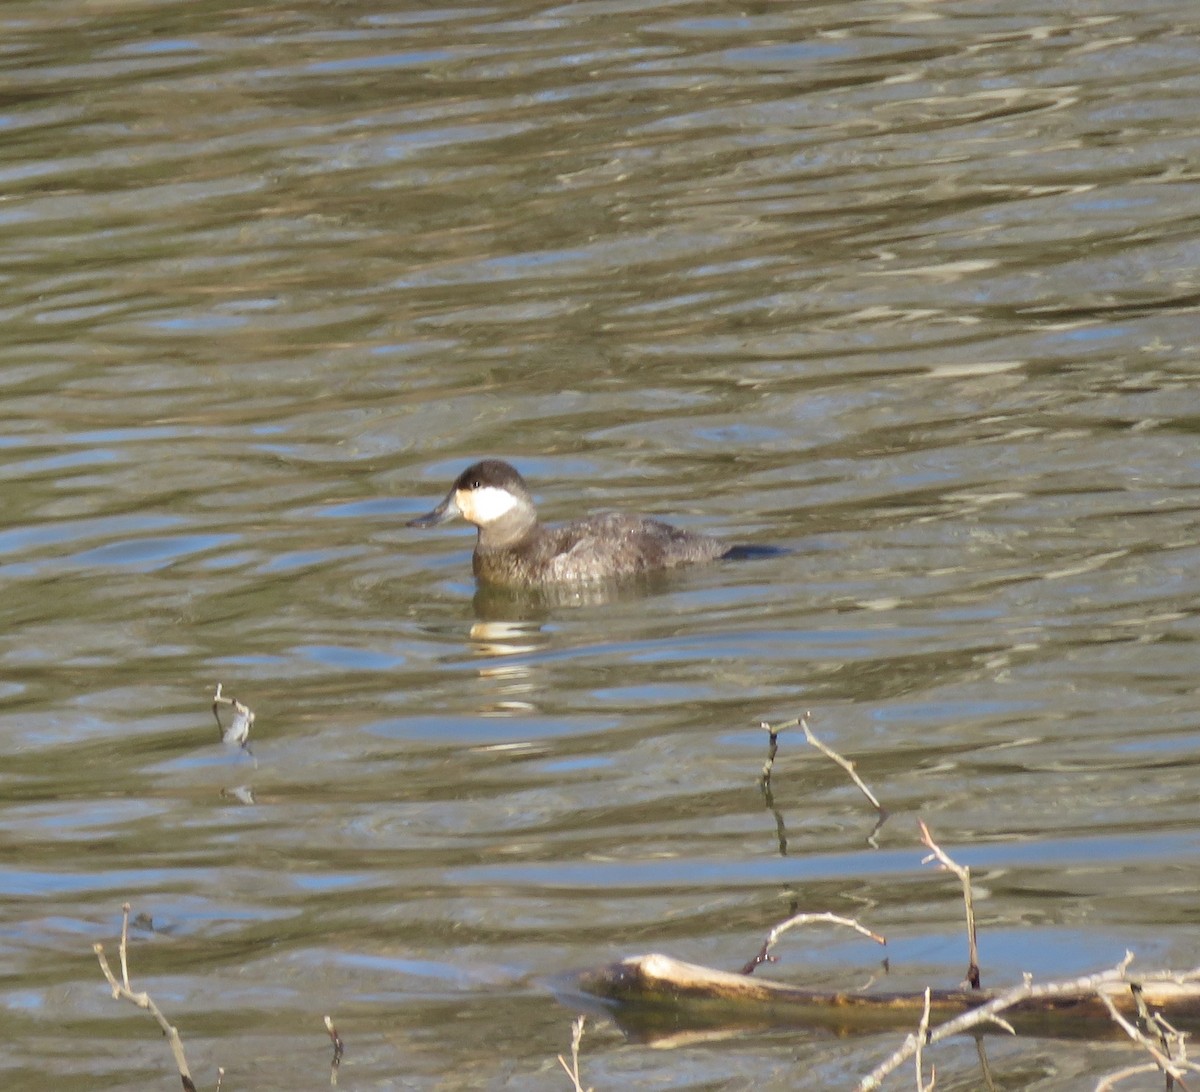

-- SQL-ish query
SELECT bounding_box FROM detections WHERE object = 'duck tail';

[720,543,791,561]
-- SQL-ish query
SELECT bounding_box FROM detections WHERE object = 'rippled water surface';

[3,0,1200,1088]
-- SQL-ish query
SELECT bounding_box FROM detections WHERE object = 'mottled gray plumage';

[407,459,738,587]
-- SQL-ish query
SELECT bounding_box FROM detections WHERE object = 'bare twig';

[915,987,935,1092]
[1146,1003,1195,1083]
[324,1015,344,1085]
[742,911,886,975]
[119,901,131,990]
[758,713,889,846]
[1096,978,1199,1088]
[556,1016,591,1092]
[757,722,789,855]
[759,720,781,785]
[918,819,981,989]
[94,908,197,1092]
[974,1036,998,1092]
[801,716,885,814]
[858,959,1200,1091]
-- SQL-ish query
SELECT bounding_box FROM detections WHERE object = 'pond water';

[3,0,1200,1088]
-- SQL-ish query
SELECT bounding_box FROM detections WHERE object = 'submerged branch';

[93,904,197,1092]
[918,819,981,990]
[742,911,886,975]
[758,713,888,845]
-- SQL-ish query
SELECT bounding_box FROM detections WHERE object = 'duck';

[407,459,774,587]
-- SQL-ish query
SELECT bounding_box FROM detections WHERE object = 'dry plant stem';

[556,1016,590,1092]
[1097,990,1198,1088]
[759,723,779,785]
[1147,1006,1192,1068]
[94,930,197,1092]
[917,819,981,989]
[974,1038,998,1092]
[801,717,886,816]
[857,959,1200,1092]
[914,987,935,1092]
[325,1015,344,1085]
[742,911,886,975]
[119,901,131,990]
[212,682,230,735]
[756,723,788,853]
[758,714,889,844]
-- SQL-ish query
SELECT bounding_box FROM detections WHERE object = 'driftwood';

[570,952,1200,1044]
[560,720,1200,1088]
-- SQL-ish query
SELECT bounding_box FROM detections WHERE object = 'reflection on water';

[470,567,709,619]
[2,0,1200,1088]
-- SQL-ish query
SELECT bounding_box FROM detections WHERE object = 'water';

[2,1,1200,1088]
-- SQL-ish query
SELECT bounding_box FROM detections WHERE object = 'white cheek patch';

[458,486,519,524]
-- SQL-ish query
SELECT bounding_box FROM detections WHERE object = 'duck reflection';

[463,572,692,715]
[470,569,683,622]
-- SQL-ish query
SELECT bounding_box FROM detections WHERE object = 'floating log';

[568,954,1200,1044]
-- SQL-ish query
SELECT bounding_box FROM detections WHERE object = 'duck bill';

[406,488,460,528]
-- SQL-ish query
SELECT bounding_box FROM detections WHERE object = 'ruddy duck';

[408,459,772,587]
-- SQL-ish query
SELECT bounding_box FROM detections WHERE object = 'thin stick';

[1150,1009,1192,1062]
[918,819,981,989]
[756,721,787,854]
[556,1015,591,1092]
[915,987,935,1092]
[94,933,197,1092]
[742,911,886,974]
[119,901,131,991]
[324,1015,344,1085]
[974,1036,998,1092]
[212,682,228,735]
[1096,988,1197,1087]
[759,721,780,785]
[801,716,886,815]
[758,713,889,845]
